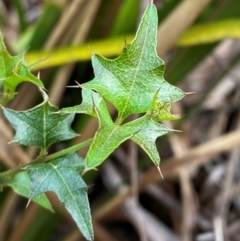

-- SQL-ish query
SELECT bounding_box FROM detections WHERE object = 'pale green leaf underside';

[12,172,53,211]
[83,4,185,121]
[26,153,93,241]
[3,100,77,150]
[0,173,53,211]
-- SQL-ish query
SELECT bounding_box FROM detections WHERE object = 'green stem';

[0,138,93,178]
[0,165,23,178]
[44,138,93,162]
[115,116,123,125]
[39,147,47,158]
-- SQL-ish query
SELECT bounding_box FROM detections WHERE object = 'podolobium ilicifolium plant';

[0,3,185,240]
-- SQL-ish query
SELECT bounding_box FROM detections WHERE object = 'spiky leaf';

[26,153,93,241]
[72,89,169,169]
[3,94,77,151]
[0,31,44,105]
[83,4,184,122]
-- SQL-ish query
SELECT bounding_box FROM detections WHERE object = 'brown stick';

[93,129,240,220]
[157,0,213,57]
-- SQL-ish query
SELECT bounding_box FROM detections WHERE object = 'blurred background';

[1,0,240,240]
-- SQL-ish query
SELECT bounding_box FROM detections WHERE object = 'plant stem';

[0,138,93,178]
[44,138,93,162]
[115,116,123,125]
[0,165,23,178]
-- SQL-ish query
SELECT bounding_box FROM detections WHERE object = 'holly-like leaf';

[83,4,185,122]
[84,89,134,169]
[26,153,93,241]
[61,88,135,169]
[87,116,170,169]
[0,31,44,105]
[61,87,170,169]
[78,89,169,169]
[3,93,77,151]
[0,33,21,78]
[0,172,53,210]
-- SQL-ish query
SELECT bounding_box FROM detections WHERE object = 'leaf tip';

[185,92,195,95]
[66,81,83,89]
[74,81,83,88]
[8,140,16,145]
[157,166,164,179]
[26,198,32,209]
[168,128,182,133]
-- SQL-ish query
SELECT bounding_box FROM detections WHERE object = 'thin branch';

[0,138,93,178]
[93,129,240,220]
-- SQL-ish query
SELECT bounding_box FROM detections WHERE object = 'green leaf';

[86,123,133,169]
[26,153,93,241]
[83,4,184,122]
[0,172,53,211]
[61,89,135,169]
[12,172,53,211]
[62,87,138,169]
[0,33,21,77]
[0,31,44,105]
[74,89,169,169]
[3,93,77,151]
[86,115,170,169]
[61,87,170,168]
[83,89,134,169]
[130,117,169,166]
